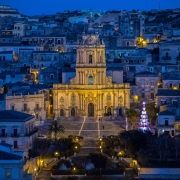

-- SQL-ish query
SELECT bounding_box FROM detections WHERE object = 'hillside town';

[0,4,180,180]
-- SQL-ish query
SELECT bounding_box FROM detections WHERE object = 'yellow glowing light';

[73,167,76,170]
[55,152,58,155]
[100,138,102,141]
[173,86,178,90]
[34,168,36,171]
[75,146,77,149]
[99,146,102,149]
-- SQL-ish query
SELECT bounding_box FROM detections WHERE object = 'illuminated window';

[71,95,75,101]
[107,95,111,100]
[88,76,93,85]
[6,172,10,178]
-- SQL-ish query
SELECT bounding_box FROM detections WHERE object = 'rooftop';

[0,150,22,160]
[0,110,33,122]
[162,71,180,80]
[156,89,180,96]
[135,71,158,77]
[0,143,13,148]
[158,110,175,116]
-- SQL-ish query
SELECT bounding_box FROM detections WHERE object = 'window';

[161,100,166,105]
[141,93,145,98]
[71,95,75,101]
[166,52,169,57]
[169,83,172,88]
[165,120,169,126]
[3,56,5,61]
[14,141,18,148]
[14,129,17,136]
[11,105,14,110]
[36,104,39,109]
[151,93,154,99]
[1,129,5,136]
[179,83,180,88]
[6,172,10,179]
[36,114,39,119]
[126,41,130,46]
[172,100,177,106]
[54,56,57,60]
[23,104,27,111]
[88,76,93,85]
[89,55,92,64]
[150,81,154,86]
[50,74,54,80]
[107,95,111,100]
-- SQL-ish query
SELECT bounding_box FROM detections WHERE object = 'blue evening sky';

[1,0,180,16]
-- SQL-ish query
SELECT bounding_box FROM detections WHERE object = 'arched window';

[88,76,93,85]
[89,55,92,64]
[107,95,111,100]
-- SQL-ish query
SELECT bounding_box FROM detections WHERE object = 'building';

[157,110,175,137]
[0,143,32,180]
[52,28,130,118]
[156,89,180,118]
[161,71,180,89]
[135,71,158,101]
[0,110,38,156]
[5,87,47,123]
[0,5,21,18]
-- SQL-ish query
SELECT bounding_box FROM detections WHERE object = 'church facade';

[52,31,130,118]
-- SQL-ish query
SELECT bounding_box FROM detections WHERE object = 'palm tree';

[48,120,65,141]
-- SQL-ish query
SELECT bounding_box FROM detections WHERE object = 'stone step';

[78,147,100,156]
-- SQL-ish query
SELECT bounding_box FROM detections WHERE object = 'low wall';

[139,168,180,179]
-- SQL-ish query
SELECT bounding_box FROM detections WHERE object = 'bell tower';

[71,29,108,85]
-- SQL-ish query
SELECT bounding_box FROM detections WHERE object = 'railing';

[34,107,42,112]
[0,133,7,137]
[21,108,30,112]
[11,134,19,138]
[25,128,38,137]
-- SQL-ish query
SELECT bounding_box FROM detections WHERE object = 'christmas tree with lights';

[138,101,150,132]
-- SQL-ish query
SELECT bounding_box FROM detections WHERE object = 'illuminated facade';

[52,30,130,118]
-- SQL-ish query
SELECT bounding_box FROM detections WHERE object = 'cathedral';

[52,28,130,118]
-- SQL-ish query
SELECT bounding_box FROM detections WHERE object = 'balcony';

[21,108,30,112]
[0,133,7,137]
[162,56,171,61]
[11,134,19,138]
[25,128,38,137]
[34,107,42,112]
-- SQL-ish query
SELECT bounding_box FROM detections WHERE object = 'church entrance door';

[107,107,112,116]
[88,103,94,116]
[71,108,75,116]
[119,108,122,116]
[60,109,64,116]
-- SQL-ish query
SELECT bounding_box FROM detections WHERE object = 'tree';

[48,120,65,141]
[126,109,140,130]
[146,103,158,124]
